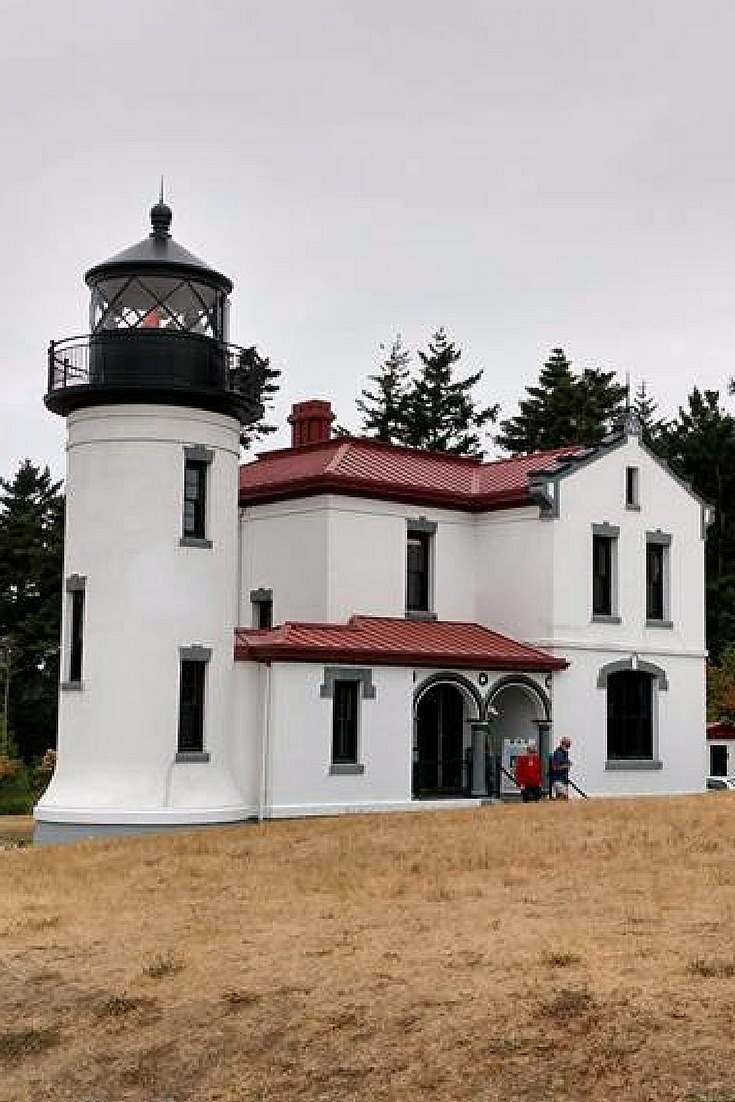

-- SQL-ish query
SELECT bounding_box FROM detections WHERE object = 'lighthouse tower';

[35,198,263,842]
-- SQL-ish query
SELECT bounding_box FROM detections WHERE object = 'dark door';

[414,684,466,796]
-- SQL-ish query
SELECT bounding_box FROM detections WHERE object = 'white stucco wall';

[36,404,249,826]
[475,507,553,641]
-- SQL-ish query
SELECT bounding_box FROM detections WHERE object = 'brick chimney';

[288,400,335,447]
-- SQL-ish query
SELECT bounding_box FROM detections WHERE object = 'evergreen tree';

[661,388,735,660]
[403,328,498,456]
[0,462,64,761]
[632,380,668,451]
[496,348,627,454]
[356,335,412,443]
[237,346,282,452]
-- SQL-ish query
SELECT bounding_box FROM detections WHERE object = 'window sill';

[329,762,365,776]
[405,610,438,621]
[646,619,673,630]
[61,680,84,692]
[175,751,211,764]
[605,759,663,771]
[625,503,641,511]
[592,614,622,624]
[180,537,213,549]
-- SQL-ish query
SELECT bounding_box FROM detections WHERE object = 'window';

[406,519,436,615]
[332,680,359,765]
[62,575,86,689]
[181,446,213,547]
[592,525,619,620]
[177,647,211,757]
[607,670,654,761]
[626,466,639,508]
[710,744,728,777]
[646,533,671,625]
[250,588,273,630]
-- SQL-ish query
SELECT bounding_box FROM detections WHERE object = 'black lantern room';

[45,198,264,425]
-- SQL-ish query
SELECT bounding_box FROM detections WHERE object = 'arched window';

[607,670,654,761]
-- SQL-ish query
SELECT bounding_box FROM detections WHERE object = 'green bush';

[0,750,55,815]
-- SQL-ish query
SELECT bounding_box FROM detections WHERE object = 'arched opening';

[413,678,480,798]
[607,670,654,761]
[486,677,551,797]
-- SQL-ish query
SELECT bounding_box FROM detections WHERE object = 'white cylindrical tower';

[35,199,264,841]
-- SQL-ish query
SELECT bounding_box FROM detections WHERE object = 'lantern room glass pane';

[90,276,226,338]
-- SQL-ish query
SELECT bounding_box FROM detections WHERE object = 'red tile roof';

[707,721,735,740]
[239,437,582,511]
[234,615,567,671]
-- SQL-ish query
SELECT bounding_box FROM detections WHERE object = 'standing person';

[515,740,543,802]
[549,737,572,799]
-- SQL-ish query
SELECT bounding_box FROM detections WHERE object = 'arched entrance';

[485,676,551,797]
[413,677,480,798]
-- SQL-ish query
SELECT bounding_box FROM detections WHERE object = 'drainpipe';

[258,660,272,821]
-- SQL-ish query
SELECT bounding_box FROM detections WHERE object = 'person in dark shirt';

[549,737,572,799]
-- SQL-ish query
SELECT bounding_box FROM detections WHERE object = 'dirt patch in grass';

[2,797,735,1100]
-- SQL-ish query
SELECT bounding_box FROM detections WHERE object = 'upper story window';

[626,466,639,509]
[181,446,213,548]
[646,532,671,626]
[592,524,620,622]
[406,518,437,617]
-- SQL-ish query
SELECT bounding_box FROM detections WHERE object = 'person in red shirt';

[515,740,543,802]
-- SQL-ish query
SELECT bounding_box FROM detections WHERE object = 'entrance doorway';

[413,683,469,797]
[487,679,551,797]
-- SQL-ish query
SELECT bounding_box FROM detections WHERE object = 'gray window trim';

[646,619,673,630]
[175,751,211,763]
[179,536,213,549]
[406,516,437,535]
[592,523,620,539]
[183,445,214,464]
[320,667,376,700]
[596,657,668,691]
[405,609,438,622]
[61,680,84,692]
[179,645,212,663]
[605,759,663,771]
[329,762,366,776]
[646,530,672,546]
[250,588,273,604]
[592,614,622,625]
[66,573,86,592]
[625,466,640,510]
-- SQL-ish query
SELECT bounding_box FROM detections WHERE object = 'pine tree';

[356,335,412,443]
[0,462,64,761]
[662,388,735,660]
[403,328,498,456]
[496,348,627,454]
[632,380,667,450]
[237,346,282,453]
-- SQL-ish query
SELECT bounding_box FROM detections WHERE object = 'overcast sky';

[1,0,734,478]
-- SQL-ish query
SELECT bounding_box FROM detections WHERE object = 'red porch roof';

[707,721,735,740]
[239,437,582,511]
[234,615,568,671]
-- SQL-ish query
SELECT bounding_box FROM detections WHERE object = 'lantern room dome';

[84,201,233,294]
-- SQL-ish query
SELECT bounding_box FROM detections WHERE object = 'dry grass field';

[2,798,735,1102]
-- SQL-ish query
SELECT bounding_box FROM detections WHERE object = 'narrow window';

[607,670,653,760]
[407,532,431,612]
[178,659,207,753]
[332,680,359,764]
[710,744,728,777]
[645,533,671,625]
[63,575,86,689]
[592,535,613,617]
[181,446,213,547]
[626,466,639,508]
[250,588,274,629]
[183,460,207,540]
[69,590,84,683]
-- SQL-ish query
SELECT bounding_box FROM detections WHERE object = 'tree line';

[3,334,735,762]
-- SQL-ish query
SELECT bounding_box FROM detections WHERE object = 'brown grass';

[2,797,735,1100]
